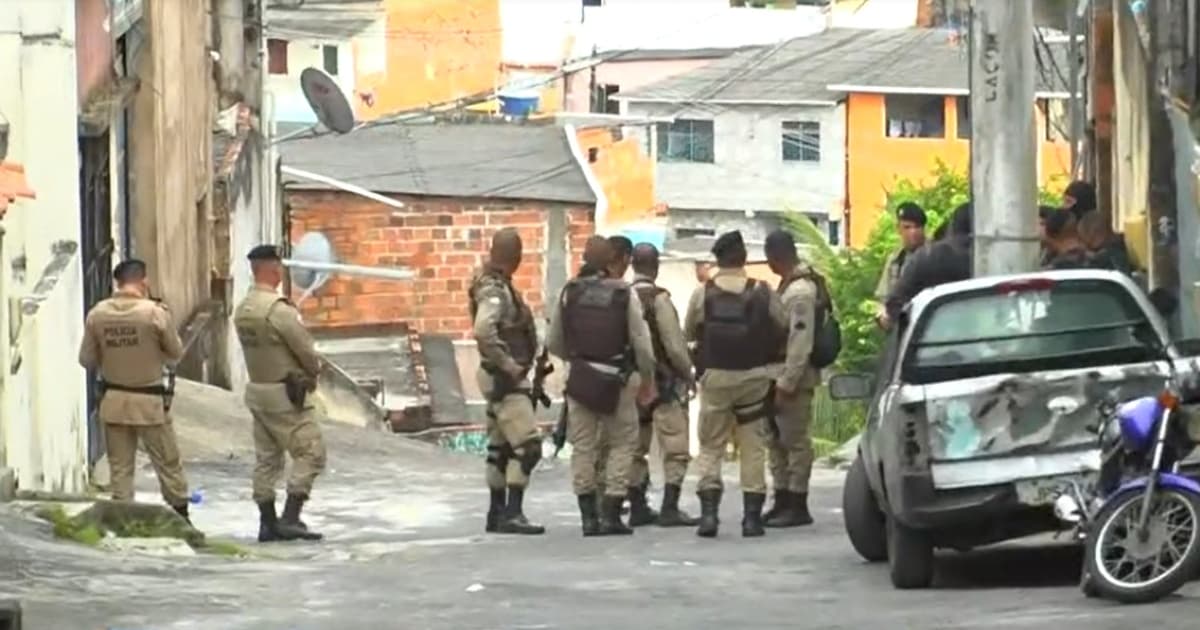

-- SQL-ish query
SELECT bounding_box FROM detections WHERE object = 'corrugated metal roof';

[265,0,383,40]
[619,27,1071,103]
[279,121,597,204]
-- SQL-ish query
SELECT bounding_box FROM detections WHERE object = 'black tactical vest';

[468,267,536,368]
[701,279,774,371]
[562,276,630,363]
[632,280,671,378]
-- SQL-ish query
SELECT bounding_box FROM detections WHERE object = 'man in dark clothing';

[1041,207,1092,269]
[882,202,973,325]
[1063,180,1097,219]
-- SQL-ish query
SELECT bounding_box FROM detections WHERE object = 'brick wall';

[287,190,594,338]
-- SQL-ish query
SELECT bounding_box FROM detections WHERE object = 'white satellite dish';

[300,67,355,134]
[290,231,335,296]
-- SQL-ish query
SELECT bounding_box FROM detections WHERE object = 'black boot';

[578,493,602,536]
[763,490,787,522]
[257,500,286,543]
[495,487,545,535]
[172,503,192,526]
[742,492,766,537]
[627,484,659,527]
[657,483,699,527]
[765,490,814,528]
[696,489,721,538]
[279,493,323,541]
[485,488,506,533]
[598,494,634,535]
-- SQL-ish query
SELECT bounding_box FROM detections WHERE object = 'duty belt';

[102,382,168,396]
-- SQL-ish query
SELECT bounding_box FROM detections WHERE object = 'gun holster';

[282,372,315,409]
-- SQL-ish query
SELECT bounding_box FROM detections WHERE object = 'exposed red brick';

[287,190,595,339]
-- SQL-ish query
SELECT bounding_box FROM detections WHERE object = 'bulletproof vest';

[468,267,536,369]
[562,276,630,363]
[632,280,671,378]
[701,279,774,371]
[234,291,306,383]
[90,297,167,388]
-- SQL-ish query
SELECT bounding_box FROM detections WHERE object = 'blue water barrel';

[498,94,540,116]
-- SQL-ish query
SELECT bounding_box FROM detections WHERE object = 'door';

[79,132,113,465]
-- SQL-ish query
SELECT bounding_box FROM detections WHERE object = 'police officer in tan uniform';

[469,228,545,536]
[684,231,788,538]
[233,245,326,542]
[629,243,699,527]
[548,236,656,536]
[764,230,819,528]
[874,203,926,326]
[78,259,190,521]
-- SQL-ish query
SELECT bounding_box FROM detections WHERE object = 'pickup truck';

[830,269,1200,589]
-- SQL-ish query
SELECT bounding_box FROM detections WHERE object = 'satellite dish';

[300,67,355,134]
[290,231,335,301]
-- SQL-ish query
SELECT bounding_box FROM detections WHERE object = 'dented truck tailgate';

[919,362,1168,462]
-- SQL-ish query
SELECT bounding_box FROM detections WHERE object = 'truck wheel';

[843,454,887,562]
[887,515,935,589]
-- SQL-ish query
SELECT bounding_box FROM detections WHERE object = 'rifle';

[552,401,568,458]
[529,346,553,410]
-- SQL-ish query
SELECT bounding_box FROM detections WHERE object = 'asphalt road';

[1,381,1197,629]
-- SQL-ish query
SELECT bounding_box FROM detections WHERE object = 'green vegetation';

[787,162,1065,449]
[35,501,254,558]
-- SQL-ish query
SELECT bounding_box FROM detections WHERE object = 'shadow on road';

[935,542,1083,589]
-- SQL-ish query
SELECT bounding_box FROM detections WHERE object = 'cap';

[247,244,282,261]
[896,202,927,227]
[711,230,746,258]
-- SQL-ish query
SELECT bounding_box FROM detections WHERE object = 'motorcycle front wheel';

[1084,486,1200,604]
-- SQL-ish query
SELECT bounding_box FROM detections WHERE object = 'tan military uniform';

[770,268,821,495]
[547,283,656,498]
[234,287,327,503]
[875,247,911,304]
[684,268,789,495]
[78,289,188,506]
[630,275,694,487]
[469,266,542,490]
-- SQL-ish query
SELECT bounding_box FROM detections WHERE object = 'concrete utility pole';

[969,0,1040,277]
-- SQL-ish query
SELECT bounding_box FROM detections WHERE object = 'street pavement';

[1,380,1198,629]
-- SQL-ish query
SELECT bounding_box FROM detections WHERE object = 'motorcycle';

[1055,384,1200,604]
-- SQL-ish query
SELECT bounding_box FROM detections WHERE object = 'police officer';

[469,228,545,536]
[874,203,926,326]
[233,245,326,542]
[684,230,788,538]
[548,235,657,536]
[628,243,699,527]
[883,202,973,326]
[763,230,819,528]
[608,235,633,280]
[78,259,190,521]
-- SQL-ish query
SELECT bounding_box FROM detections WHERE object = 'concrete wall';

[266,37,357,123]
[129,0,214,319]
[564,58,719,113]
[0,1,89,493]
[626,101,847,240]
[286,190,594,338]
[75,0,112,105]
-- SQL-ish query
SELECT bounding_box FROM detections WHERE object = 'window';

[322,44,339,76]
[594,83,620,115]
[885,94,945,138]
[587,147,599,163]
[657,119,715,163]
[676,227,716,239]
[267,38,289,75]
[904,279,1157,384]
[956,96,971,139]
[1039,98,1069,142]
[781,121,820,162]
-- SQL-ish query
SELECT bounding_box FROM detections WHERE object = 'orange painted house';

[354,0,503,120]
[842,91,1071,246]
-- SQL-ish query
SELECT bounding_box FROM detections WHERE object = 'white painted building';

[263,0,384,124]
[0,1,90,494]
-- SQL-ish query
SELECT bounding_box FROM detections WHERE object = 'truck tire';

[842,454,887,562]
[887,514,935,589]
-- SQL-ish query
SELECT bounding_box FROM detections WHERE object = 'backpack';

[797,269,841,369]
